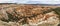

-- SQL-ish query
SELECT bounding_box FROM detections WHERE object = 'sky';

[0,0,60,4]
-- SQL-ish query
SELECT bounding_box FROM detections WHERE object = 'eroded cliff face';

[0,4,60,26]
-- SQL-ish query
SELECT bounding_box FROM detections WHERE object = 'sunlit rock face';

[27,11,59,26]
[0,4,60,26]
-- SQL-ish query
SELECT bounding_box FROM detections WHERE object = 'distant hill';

[0,3,16,5]
[0,3,60,6]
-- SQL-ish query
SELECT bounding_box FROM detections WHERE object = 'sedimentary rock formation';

[0,4,59,26]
